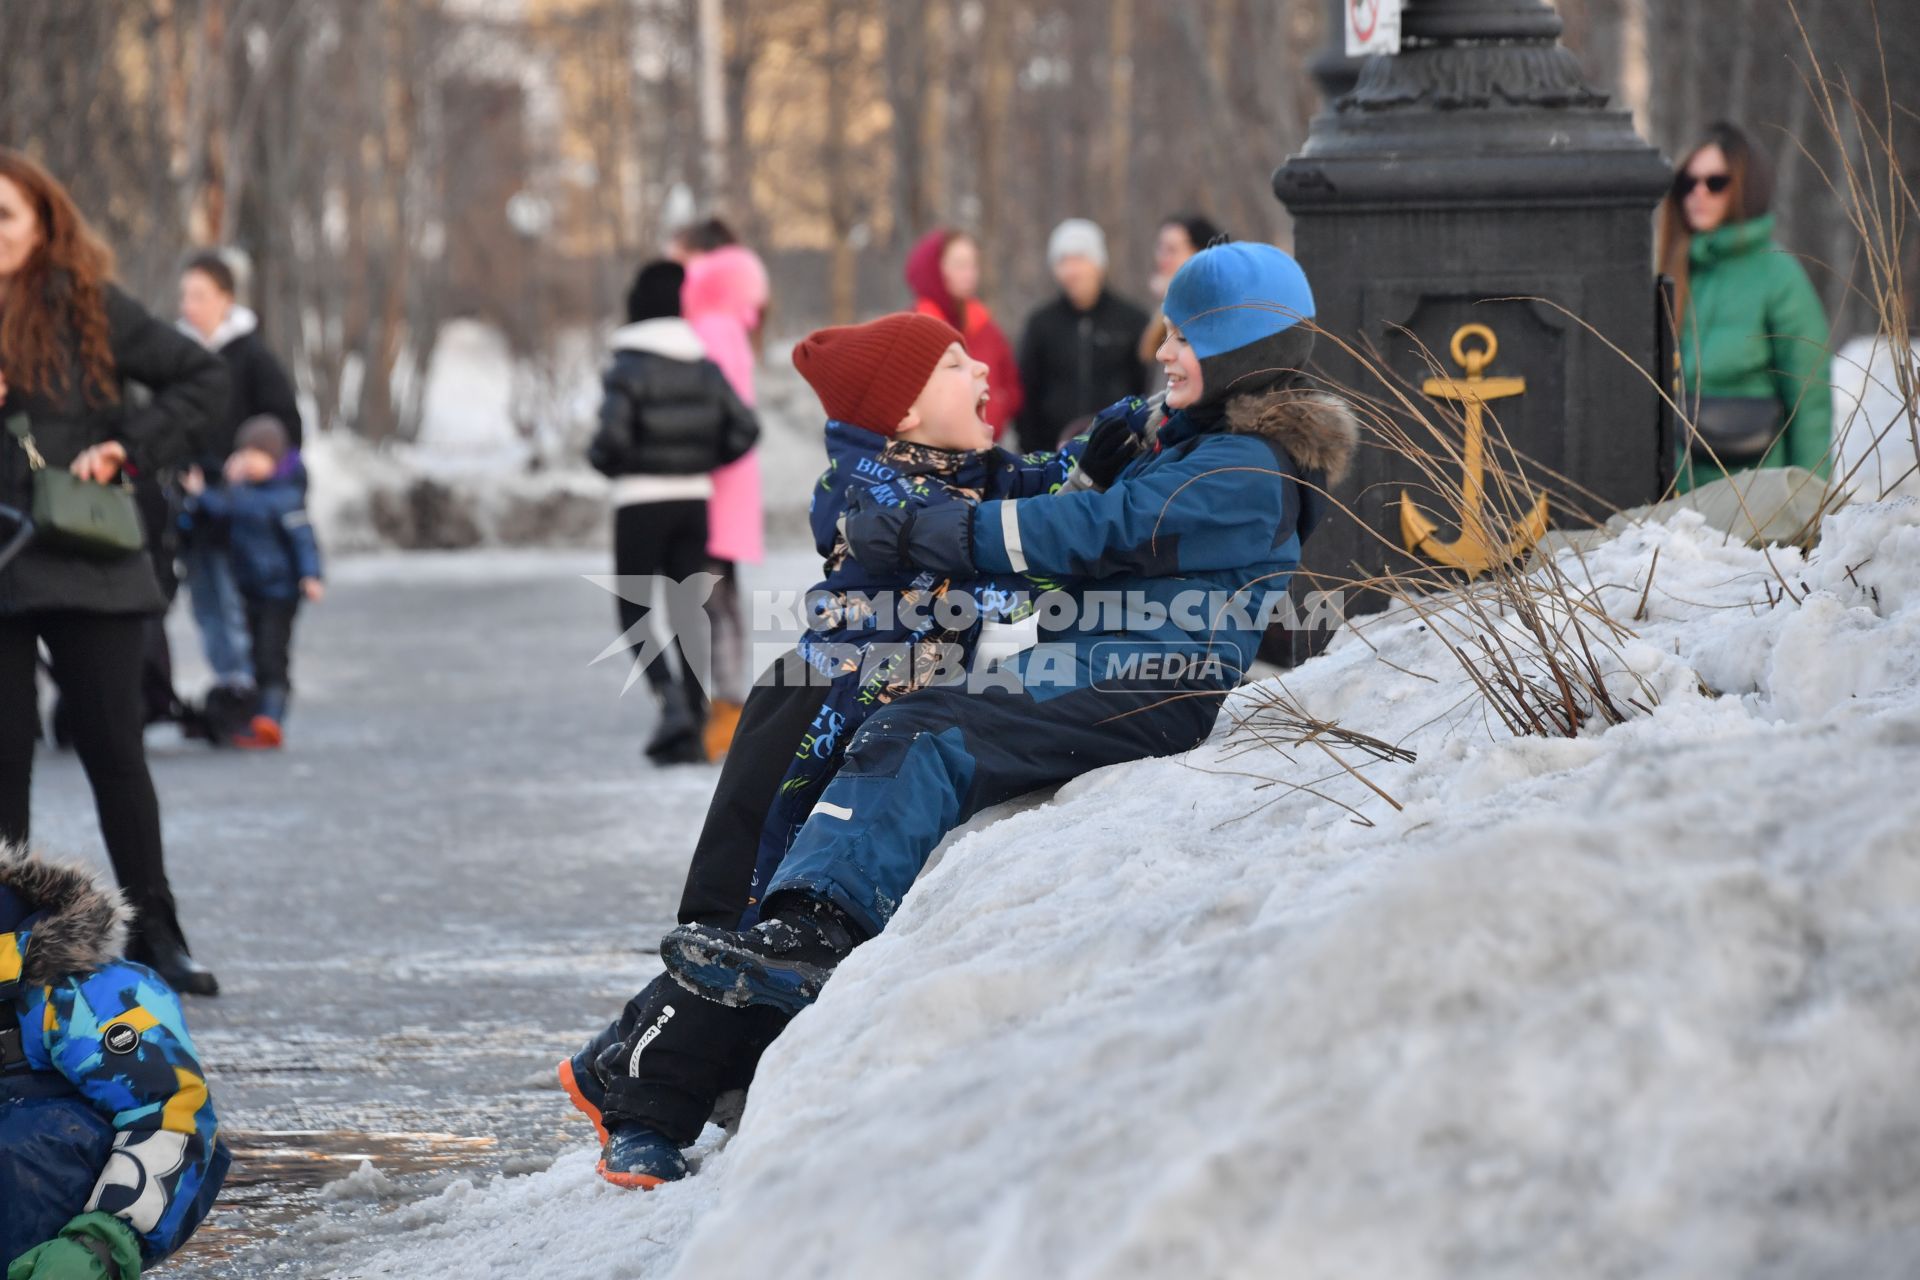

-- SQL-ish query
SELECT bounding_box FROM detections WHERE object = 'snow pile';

[1833,335,1920,502]
[292,500,1920,1279]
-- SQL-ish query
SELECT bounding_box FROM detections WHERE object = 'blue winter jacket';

[0,855,228,1266]
[188,463,323,600]
[900,389,1358,697]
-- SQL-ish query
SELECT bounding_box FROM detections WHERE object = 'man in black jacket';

[177,251,303,702]
[1013,218,1151,455]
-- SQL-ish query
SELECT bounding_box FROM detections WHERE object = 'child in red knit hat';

[559,311,1109,1190]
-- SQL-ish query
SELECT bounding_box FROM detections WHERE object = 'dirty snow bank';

[298,500,1920,1279]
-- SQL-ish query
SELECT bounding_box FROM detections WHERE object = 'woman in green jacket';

[1658,121,1832,492]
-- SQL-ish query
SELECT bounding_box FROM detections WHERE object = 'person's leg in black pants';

[613,500,710,761]
[583,971,789,1146]
[31,611,214,993]
[676,649,830,928]
[244,596,299,726]
[0,615,40,844]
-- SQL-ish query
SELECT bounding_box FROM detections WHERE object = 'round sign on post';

[1346,0,1402,56]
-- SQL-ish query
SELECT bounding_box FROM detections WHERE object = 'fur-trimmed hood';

[0,844,128,985]
[610,317,706,361]
[1222,387,1358,485]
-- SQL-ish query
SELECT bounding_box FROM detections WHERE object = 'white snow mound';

[310,499,1920,1280]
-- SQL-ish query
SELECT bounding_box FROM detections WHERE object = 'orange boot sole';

[595,1159,668,1190]
[232,715,283,750]
[556,1058,609,1145]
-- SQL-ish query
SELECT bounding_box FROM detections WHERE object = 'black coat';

[0,285,228,615]
[201,323,301,471]
[1014,288,1152,455]
[588,343,759,479]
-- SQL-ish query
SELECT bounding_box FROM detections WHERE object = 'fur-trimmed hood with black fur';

[0,844,128,986]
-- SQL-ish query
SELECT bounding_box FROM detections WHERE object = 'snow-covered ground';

[259,493,1920,1279]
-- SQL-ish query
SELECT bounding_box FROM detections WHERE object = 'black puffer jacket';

[1014,288,1152,455]
[587,319,759,479]
[187,307,302,471]
[0,284,227,615]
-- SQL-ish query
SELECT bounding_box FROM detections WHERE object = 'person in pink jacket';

[681,241,769,759]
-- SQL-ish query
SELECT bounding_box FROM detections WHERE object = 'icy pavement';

[27,546,814,1277]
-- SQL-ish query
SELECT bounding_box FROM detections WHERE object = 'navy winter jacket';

[188,465,323,600]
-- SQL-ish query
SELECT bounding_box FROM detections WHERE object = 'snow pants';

[580,972,790,1146]
[767,664,1227,937]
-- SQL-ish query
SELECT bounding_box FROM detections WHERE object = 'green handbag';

[6,414,146,558]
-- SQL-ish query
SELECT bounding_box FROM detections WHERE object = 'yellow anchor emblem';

[1398,323,1549,576]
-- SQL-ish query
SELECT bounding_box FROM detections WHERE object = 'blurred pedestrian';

[180,416,322,750]
[1658,121,1832,492]
[588,260,760,764]
[904,227,1023,441]
[681,241,769,761]
[1014,218,1150,454]
[177,249,302,725]
[1138,213,1225,365]
[0,148,225,995]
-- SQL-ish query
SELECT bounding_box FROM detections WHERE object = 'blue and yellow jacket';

[0,848,228,1266]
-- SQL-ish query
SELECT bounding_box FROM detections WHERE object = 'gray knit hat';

[1047,218,1109,271]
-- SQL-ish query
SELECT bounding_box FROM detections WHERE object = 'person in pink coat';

[681,242,769,758]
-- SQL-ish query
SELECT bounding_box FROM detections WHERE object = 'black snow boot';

[644,679,706,765]
[128,910,221,998]
[659,893,860,1015]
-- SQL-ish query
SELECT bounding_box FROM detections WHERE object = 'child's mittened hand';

[6,1211,143,1280]
[302,577,325,603]
[1071,415,1144,492]
[845,498,977,578]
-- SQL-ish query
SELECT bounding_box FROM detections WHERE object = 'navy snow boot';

[598,1121,688,1190]
[659,895,859,1015]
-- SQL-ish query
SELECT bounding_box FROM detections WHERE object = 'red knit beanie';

[792,312,965,434]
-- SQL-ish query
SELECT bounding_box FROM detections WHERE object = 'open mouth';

[976,390,991,418]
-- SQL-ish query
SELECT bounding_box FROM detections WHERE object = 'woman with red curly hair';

[0,149,227,995]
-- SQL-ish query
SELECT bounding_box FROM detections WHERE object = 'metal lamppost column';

[1271,0,1671,655]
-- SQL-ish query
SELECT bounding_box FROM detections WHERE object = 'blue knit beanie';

[1162,242,1315,359]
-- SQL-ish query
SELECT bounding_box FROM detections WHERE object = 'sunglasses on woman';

[1674,173,1732,197]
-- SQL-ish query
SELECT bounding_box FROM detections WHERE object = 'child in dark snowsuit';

[1,844,229,1279]
[183,415,322,749]
[560,312,1094,1189]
